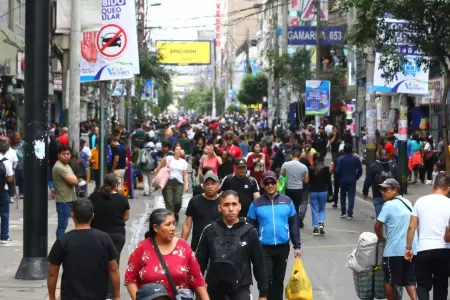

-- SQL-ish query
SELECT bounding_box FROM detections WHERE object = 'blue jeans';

[16,168,24,195]
[0,192,10,240]
[310,191,328,227]
[56,202,72,238]
[48,165,54,190]
[340,183,356,216]
[373,197,385,217]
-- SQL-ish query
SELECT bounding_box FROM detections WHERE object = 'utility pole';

[398,94,408,194]
[15,0,50,280]
[365,48,377,180]
[99,82,108,186]
[273,11,280,125]
[69,0,81,153]
[315,0,321,76]
[212,39,217,117]
[280,0,289,128]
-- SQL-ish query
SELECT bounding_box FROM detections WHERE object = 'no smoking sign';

[96,24,128,59]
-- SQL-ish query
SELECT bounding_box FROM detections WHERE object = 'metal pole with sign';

[15,0,50,280]
[398,94,408,194]
[99,82,108,186]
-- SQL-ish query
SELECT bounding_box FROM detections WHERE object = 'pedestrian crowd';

[41,115,450,300]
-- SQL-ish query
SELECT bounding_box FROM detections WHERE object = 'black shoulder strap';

[1,158,7,162]
[395,197,412,212]
[151,238,179,296]
[236,223,254,238]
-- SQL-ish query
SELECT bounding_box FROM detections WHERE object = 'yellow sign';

[156,41,211,65]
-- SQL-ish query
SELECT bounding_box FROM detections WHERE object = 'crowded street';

[0,174,431,299]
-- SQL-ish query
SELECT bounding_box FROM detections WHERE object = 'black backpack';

[208,222,253,290]
[0,158,7,196]
[375,160,394,185]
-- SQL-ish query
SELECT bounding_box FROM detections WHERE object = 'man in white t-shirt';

[0,142,14,244]
[4,138,18,203]
[405,173,450,300]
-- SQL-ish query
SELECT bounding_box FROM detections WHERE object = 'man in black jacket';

[363,149,398,217]
[196,190,268,300]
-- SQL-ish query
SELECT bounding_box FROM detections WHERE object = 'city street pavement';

[0,177,432,299]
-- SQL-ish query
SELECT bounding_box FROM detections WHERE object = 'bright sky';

[147,0,216,41]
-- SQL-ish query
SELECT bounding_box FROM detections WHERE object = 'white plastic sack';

[354,232,383,270]
[345,249,365,273]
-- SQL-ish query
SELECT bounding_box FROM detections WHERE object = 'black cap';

[136,283,170,300]
[235,158,247,168]
[262,171,277,182]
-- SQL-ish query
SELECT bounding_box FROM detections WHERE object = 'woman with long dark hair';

[89,174,130,298]
[308,153,332,236]
[125,209,209,300]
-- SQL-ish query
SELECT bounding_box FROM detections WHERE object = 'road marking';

[302,244,356,249]
[128,197,153,255]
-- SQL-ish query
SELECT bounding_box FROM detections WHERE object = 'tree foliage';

[226,102,246,115]
[156,84,174,112]
[237,73,268,106]
[139,49,173,87]
[320,68,347,103]
[183,87,225,115]
[339,0,450,172]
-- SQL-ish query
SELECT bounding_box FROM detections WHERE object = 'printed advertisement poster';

[80,0,140,82]
[373,53,428,94]
[305,80,330,116]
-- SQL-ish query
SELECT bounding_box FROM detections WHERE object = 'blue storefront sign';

[288,26,345,46]
[305,80,331,116]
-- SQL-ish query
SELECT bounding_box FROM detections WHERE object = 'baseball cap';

[203,173,220,183]
[379,178,400,190]
[136,283,170,300]
[262,171,277,182]
[235,158,247,168]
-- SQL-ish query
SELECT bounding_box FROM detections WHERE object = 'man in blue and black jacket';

[247,171,301,300]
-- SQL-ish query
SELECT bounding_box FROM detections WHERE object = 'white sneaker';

[426,180,432,185]
[1,239,13,245]
[9,199,14,204]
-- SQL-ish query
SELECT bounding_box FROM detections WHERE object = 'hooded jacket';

[195,218,268,297]
[363,158,398,199]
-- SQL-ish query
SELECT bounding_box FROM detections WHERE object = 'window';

[15,0,25,37]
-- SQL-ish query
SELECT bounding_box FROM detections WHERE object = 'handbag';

[152,157,171,189]
[151,238,194,300]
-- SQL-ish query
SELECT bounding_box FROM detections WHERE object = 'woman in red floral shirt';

[125,209,209,300]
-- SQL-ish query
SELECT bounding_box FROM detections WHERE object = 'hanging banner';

[56,0,103,34]
[80,0,140,82]
[141,80,153,100]
[305,80,330,116]
[373,53,429,94]
[290,0,301,11]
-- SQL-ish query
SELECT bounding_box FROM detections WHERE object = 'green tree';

[156,84,174,112]
[183,87,225,115]
[237,73,268,106]
[139,49,172,87]
[321,68,347,104]
[339,0,450,172]
[226,102,246,115]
